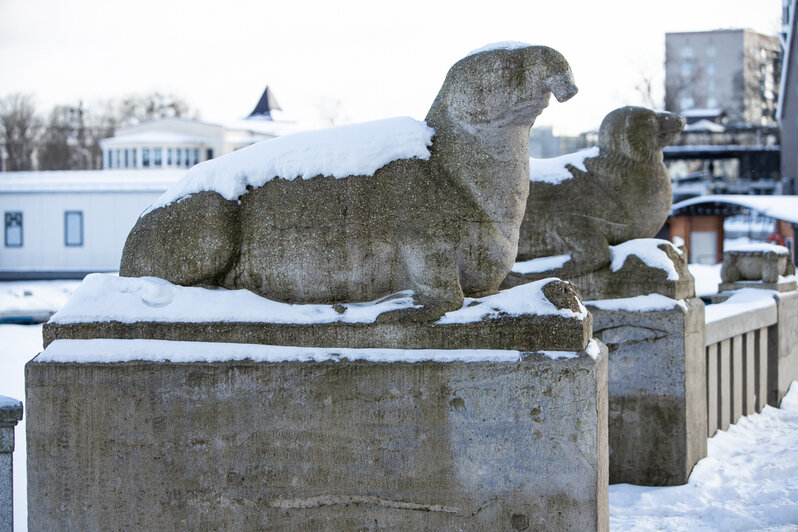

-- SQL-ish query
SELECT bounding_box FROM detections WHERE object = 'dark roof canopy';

[247,86,282,119]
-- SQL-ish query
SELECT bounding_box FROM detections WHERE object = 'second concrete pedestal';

[587,297,706,486]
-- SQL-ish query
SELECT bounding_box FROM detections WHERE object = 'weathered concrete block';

[27,341,608,531]
[586,297,706,486]
[0,396,23,532]
[769,290,798,406]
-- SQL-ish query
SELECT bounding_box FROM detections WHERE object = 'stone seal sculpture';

[515,106,685,279]
[120,44,578,319]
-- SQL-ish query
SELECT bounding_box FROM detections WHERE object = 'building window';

[64,211,83,247]
[706,45,716,57]
[680,62,694,77]
[192,148,199,166]
[706,96,718,109]
[4,212,22,247]
[183,148,190,167]
[707,79,716,92]
[680,45,694,59]
[154,148,162,167]
[143,148,150,168]
[707,62,716,76]
[167,148,173,165]
[206,148,214,161]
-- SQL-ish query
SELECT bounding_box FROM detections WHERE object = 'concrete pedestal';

[0,396,23,532]
[587,297,706,486]
[769,291,798,406]
[27,340,608,531]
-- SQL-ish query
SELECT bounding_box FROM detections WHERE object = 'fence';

[704,290,798,437]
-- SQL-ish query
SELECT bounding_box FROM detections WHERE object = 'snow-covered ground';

[611,384,798,531]
[2,278,798,530]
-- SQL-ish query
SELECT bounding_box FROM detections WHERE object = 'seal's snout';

[657,111,686,145]
[546,73,578,103]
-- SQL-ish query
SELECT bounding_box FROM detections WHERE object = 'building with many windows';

[665,29,782,127]
[98,86,303,170]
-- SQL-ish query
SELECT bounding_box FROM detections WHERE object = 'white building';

[99,87,303,170]
[2,86,312,279]
[0,170,184,279]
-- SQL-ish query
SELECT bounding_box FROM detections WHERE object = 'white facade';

[0,170,183,278]
[99,115,306,170]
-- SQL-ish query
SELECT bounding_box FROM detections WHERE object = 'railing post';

[0,396,23,531]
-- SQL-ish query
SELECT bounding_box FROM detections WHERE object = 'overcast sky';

[0,0,784,134]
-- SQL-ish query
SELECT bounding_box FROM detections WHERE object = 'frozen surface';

[610,239,681,280]
[724,242,790,254]
[146,116,434,213]
[586,294,688,312]
[511,254,571,274]
[705,288,777,323]
[436,279,588,324]
[467,41,531,56]
[688,263,722,298]
[51,274,585,325]
[0,280,81,323]
[529,146,598,185]
[611,382,798,531]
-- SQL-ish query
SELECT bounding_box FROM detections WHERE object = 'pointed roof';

[247,86,282,119]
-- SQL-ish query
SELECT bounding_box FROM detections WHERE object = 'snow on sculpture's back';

[119,44,578,319]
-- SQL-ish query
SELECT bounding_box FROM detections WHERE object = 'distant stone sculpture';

[120,44,577,319]
[718,244,797,293]
[515,106,685,279]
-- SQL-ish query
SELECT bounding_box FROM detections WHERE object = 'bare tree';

[35,93,199,170]
[0,93,42,171]
[38,103,92,170]
[115,92,197,127]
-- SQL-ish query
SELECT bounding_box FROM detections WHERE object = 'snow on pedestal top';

[725,242,790,254]
[49,274,588,325]
[145,116,435,213]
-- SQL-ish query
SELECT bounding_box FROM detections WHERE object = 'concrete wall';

[27,346,608,531]
[588,298,706,486]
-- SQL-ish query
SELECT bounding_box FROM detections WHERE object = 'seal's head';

[429,43,578,126]
[598,106,685,164]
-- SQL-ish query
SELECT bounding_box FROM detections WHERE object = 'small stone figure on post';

[120,44,578,319]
